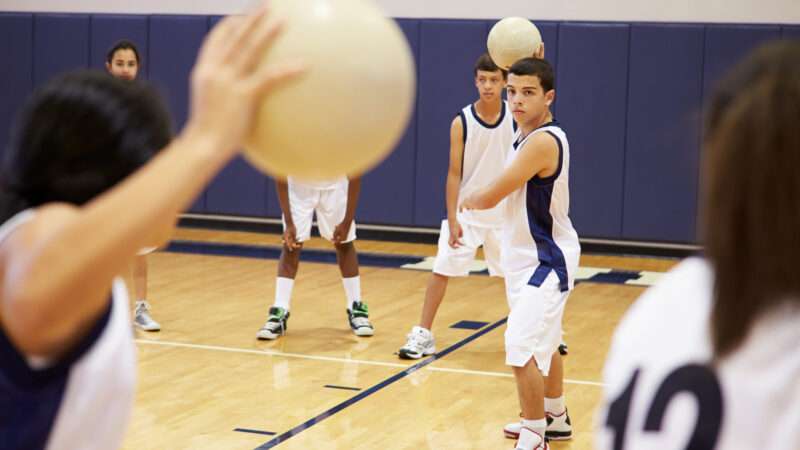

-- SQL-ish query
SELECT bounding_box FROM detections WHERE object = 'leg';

[257,244,302,340]
[132,254,160,331]
[419,272,449,330]
[336,241,374,336]
[544,351,563,399]
[511,357,548,449]
[335,241,359,278]
[133,254,147,302]
[512,358,546,420]
[277,243,302,280]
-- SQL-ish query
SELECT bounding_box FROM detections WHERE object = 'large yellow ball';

[243,0,416,180]
[487,17,542,70]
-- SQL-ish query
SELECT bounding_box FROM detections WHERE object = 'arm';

[459,132,559,211]
[445,117,465,248]
[332,176,361,244]
[275,178,293,225]
[0,8,304,359]
[275,178,301,250]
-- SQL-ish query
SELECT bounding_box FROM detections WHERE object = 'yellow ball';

[487,17,542,70]
[244,0,416,180]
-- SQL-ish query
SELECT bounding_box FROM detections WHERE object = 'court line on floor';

[253,317,509,448]
[135,338,604,387]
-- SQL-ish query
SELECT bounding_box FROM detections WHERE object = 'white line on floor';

[136,339,605,387]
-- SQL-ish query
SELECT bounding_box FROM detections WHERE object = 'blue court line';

[165,240,422,268]
[254,316,508,449]
[323,384,362,391]
[234,428,277,436]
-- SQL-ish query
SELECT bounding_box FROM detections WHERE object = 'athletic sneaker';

[515,427,549,450]
[257,306,290,340]
[133,301,160,332]
[398,326,436,359]
[504,409,572,441]
[347,302,374,337]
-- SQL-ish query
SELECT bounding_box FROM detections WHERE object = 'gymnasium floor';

[121,227,679,450]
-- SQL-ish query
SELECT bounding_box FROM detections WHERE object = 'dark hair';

[508,57,554,92]
[703,41,800,359]
[475,53,506,79]
[106,39,141,65]
[0,70,172,222]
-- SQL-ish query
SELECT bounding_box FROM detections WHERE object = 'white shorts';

[285,181,356,243]
[504,270,569,374]
[432,220,503,277]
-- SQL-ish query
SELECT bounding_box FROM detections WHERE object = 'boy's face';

[474,69,505,102]
[106,49,139,81]
[506,73,554,125]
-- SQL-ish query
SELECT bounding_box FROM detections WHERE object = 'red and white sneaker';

[514,427,549,450]
[504,408,572,441]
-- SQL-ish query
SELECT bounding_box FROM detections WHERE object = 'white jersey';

[596,257,800,450]
[0,210,137,450]
[502,122,580,292]
[456,101,515,228]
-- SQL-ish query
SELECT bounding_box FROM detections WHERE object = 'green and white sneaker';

[257,306,290,340]
[347,302,374,337]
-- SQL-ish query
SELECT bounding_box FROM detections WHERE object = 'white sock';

[342,276,361,309]
[274,277,294,310]
[545,395,566,416]
[521,417,546,440]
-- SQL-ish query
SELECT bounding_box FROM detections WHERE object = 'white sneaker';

[398,326,435,359]
[504,409,572,441]
[515,427,548,450]
[134,301,161,332]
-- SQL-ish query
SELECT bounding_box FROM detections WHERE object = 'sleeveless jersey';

[501,122,580,292]
[456,101,515,228]
[596,257,800,450]
[0,210,137,450]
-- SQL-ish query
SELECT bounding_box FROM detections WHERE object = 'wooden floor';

[120,227,680,450]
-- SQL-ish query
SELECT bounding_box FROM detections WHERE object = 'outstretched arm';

[0,6,305,359]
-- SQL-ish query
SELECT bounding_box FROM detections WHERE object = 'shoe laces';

[405,330,429,349]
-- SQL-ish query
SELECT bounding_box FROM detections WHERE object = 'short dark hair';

[474,53,506,79]
[703,41,800,360]
[1,70,172,221]
[106,39,141,64]
[508,57,554,92]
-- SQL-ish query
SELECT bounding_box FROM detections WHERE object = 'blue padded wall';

[89,14,148,75]
[149,15,208,213]
[703,25,780,110]
[203,16,272,217]
[782,26,800,40]
[3,11,796,244]
[0,14,33,163]
[623,24,704,243]
[207,156,271,217]
[358,19,421,225]
[557,23,629,239]
[33,14,89,86]
[414,19,488,226]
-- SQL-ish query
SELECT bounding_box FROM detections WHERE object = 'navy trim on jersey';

[470,102,506,129]
[525,182,570,292]
[531,130,564,186]
[458,111,467,178]
[0,298,113,449]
